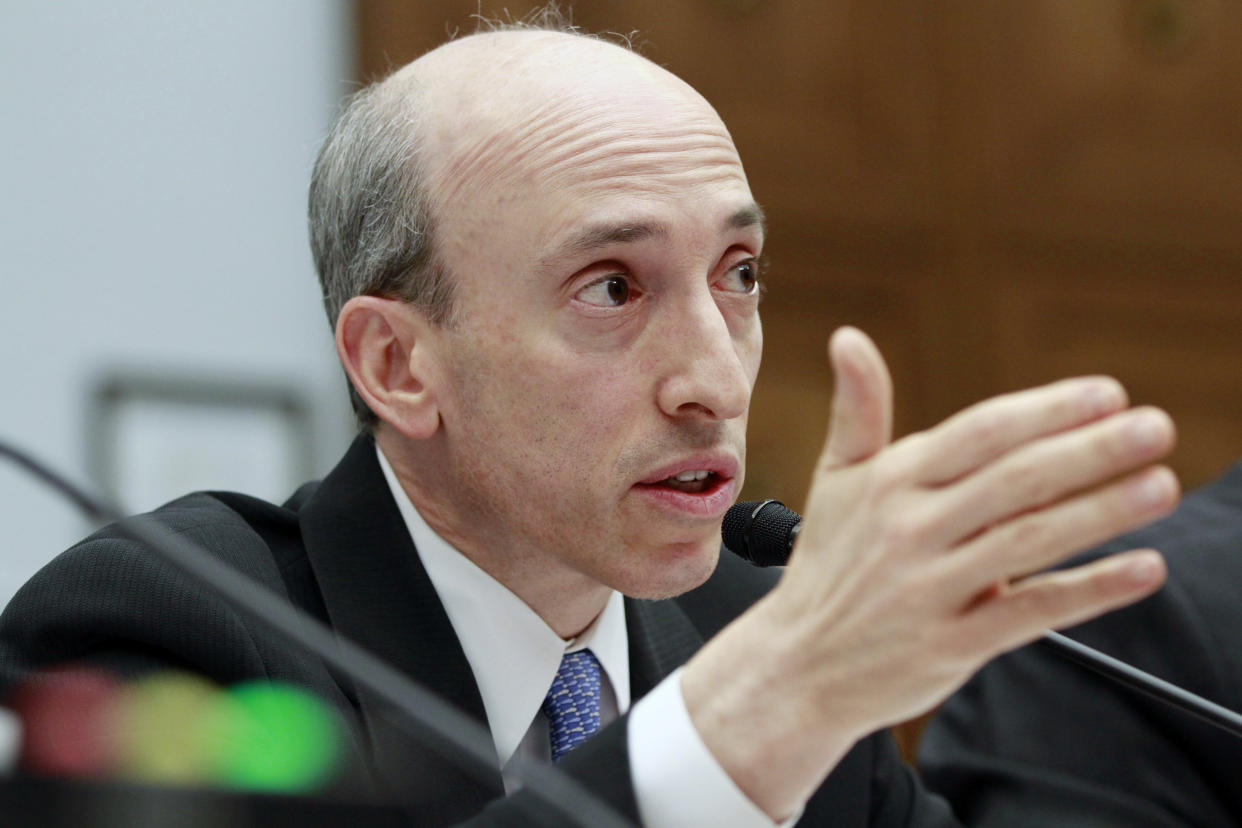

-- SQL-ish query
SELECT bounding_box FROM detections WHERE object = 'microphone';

[721,499,801,567]
[722,499,1242,739]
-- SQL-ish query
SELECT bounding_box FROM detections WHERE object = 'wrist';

[680,594,858,818]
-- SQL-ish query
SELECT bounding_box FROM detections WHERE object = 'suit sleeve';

[0,535,276,688]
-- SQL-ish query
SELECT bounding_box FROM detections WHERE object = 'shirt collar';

[375,445,630,766]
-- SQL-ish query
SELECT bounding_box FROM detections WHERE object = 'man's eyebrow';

[728,203,766,238]
[548,203,766,264]
[554,221,669,260]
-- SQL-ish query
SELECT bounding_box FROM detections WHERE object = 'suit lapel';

[626,549,781,701]
[625,596,705,700]
[298,434,503,817]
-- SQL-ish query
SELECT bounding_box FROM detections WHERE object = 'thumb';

[820,327,894,469]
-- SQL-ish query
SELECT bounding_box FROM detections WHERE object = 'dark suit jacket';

[1,435,956,826]
[919,463,1242,828]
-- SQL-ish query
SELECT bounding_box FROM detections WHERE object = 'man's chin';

[614,540,721,600]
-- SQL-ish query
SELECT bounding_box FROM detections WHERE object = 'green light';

[206,681,341,793]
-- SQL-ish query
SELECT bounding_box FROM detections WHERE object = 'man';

[0,17,1180,827]
[919,462,1242,827]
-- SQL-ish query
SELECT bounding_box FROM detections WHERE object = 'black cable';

[0,439,635,828]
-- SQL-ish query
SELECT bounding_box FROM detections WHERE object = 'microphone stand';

[1039,630,1242,737]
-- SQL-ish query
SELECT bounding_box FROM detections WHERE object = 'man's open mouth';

[641,470,723,494]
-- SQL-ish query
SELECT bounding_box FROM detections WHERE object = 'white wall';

[0,1,357,606]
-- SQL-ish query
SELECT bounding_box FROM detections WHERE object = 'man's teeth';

[656,470,714,492]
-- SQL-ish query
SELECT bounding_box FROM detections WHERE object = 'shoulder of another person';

[1066,460,1242,571]
[1040,461,1242,699]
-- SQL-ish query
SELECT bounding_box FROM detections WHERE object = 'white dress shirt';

[376,446,792,826]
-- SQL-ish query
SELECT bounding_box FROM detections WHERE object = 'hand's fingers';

[939,465,1178,596]
[892,376,1128,486]
[956,549,1167,660]
[819,327,893,470]
[923,406,1176,547]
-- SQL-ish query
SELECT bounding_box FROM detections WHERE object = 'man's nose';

[654,290,754,421]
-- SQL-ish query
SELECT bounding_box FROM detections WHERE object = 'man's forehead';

[400,29,756,273]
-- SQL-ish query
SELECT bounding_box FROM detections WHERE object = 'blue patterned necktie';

[542,649,603,762]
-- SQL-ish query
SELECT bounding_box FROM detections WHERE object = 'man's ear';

[336,296,443,440]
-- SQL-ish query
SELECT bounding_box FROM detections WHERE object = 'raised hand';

[683,327,1178,819]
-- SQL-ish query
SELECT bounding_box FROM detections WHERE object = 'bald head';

[406,29,700,152]
[397,31,730,228]
[310,26,746,427]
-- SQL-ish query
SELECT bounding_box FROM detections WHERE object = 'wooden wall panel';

[995,269,1242,483]
[942,1,1242,250]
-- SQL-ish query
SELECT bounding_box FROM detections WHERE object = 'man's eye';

[576,275,633,307]
[720,259,760,294]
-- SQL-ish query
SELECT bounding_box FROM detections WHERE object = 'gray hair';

[308,3,626,429]
[308,76,453,429]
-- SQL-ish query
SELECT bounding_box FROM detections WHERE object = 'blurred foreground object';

[8,667,342,794]
[0,775,407,828]
[0,706,20,774]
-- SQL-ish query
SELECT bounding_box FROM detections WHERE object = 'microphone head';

[722,499,801,567]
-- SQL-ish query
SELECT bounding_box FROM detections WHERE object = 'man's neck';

[376,429,612,638]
